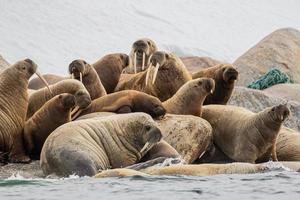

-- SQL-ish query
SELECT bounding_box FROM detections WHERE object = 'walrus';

[0,59,51,163]
[72,90,166,120]
[92,53,130,93]
[68,59,107,99]
[28,74,66,90]
[115,51,192,101]
[124,38,158,73]
[201,104,290,163]
[276,127,300,161]
[192,64,238,105]
[23,93,76,160]
[40,113,162,177]
[163,78,215,116]
[27,79,91,119]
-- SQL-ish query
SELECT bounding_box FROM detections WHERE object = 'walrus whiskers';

[142,52,145,71]
[152,63,160,84]
[35,71,53,95]
[145,63,153,86]
[134,52,137,74]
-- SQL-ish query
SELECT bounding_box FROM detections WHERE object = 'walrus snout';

[152,105,166,119]
[74,90,92,109]
[69,60,86,77]
[223,67,238,83]
[60,94,76,109]
[24,58,38,75]
[147,126,162,144]
[150,51,166,66]
[133,40,149,54]
[202,78,215,94]
[271,104,290,122]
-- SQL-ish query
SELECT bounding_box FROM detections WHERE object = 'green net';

[247,68,293,90]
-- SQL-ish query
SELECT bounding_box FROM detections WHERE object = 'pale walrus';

[192,64,238,105]
[72,90,166,120]
[125,38,158,73]
[276,127,300,161]
[40,113,162,177]
[201,104,290,163]
[68,59,107,99]
[115,51,192,101]
[23,93,76,160]
[28,74,66,90]
[92,53,130,93]
[163,78,215,116]
[27,79,91,119]
[0,59,51,163]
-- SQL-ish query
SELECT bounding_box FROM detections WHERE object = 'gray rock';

[234,28,300,86]
[0,161,44,179]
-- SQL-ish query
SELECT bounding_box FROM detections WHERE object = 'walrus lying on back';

[27,79,91,119]
[124,38,158,73]
[40,113,162,177]
[201,104,290,163]
[24,93,76,160]
[115,51,192,101]
[72,90,166,120]
[192,64,238,105]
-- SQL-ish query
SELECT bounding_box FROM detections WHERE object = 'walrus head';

[221,65,239,84]
[269,104,290,122]
[69,59,91,82]
[74,89,92,109]
[132,92,166,119]
[59,93,76,110]
[131,38,157,73]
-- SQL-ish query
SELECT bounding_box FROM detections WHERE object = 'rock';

[229,86,300,132]
[234,28,300,86]
[0,161,43,179]
[180,56,224,73]
[263,83,300,102]
[156,114,213,164]
[0,54,10,71]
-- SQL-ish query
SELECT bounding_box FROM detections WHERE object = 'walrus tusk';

[134,52,137,74]
[152,63,160,84]
[35,71,53,95]
[142,52,145,71]
[210,89,213,94]
[79,72,83,82]
[145,63,153,86]
[140,142,151,154]
[70,106,82,121]
[70,106,80,116]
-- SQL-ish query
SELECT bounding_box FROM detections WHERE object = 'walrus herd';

[0,38,299,178]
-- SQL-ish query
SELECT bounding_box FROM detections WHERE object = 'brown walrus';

[115,51,192,101]
[163,78,215,116]
[124,38,158,73]
[68,59,107,99]
[92,53,130,93]
[27,79,91,119]
[72,90,166,120]
[276,127,300,161]
[28,74,66,90]
[0,59,51,163]
[192,64,238,105]
[40,113,162,177]
[201,104,290,163]
[23,93,76,160]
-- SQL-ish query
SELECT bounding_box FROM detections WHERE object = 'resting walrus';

[40,113,162,177]
[93,53,130,93]
[23,93,76,160]
[192,64,238,105]
[27,79,91,119]
[68,59,107,99]
[276,127,300,161]
[0,59,51,163]
[201,104,290,163]
[124,38,158,73]
[72,90,166,120]
[115,51,192,101]
[163,78,215,116]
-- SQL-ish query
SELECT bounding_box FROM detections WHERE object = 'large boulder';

[0,54,10,71]
[263,83,300,102]
[180,56,224,73]
[156,114,212,164]
[229,86,300,132]
[234,28,300,86]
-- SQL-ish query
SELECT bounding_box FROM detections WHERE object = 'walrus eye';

[83,61,87,64]
[145,125,151,131]
[58,95,62,99]
[22,66,26,70]
[198,81,202,86]
[165,54,170,59]
[271,107,275,112]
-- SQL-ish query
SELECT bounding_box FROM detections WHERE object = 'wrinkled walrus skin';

[115,51,192,101]
[23,93,76,160]
[202,104,290,163]
[27,79,91,119]
[0,59,38,163]
[40,113,162,177]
